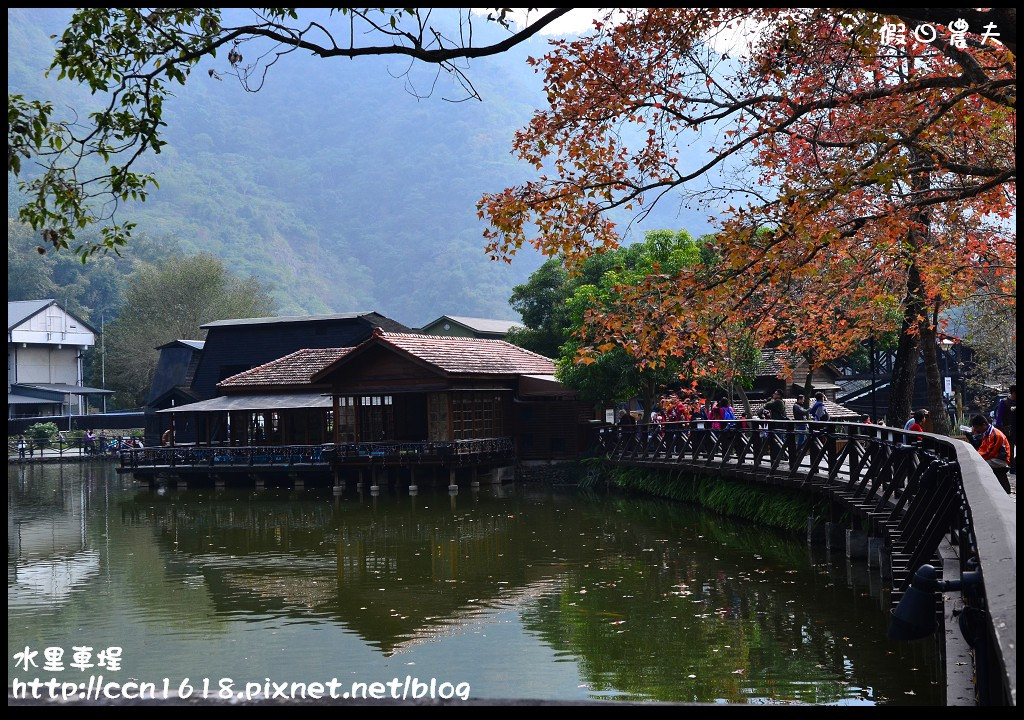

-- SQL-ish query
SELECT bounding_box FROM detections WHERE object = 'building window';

[451,392,504,440]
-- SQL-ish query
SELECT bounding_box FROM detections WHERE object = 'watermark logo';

[878,20,1002,47]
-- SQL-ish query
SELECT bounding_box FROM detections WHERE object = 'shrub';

[25,422,58,444]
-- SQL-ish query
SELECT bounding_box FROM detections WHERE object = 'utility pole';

[101,310,106,414]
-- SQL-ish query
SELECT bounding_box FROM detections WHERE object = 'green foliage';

[26,421,58,442]
[556,229,701,407]
[7,8,573,259]
[8,218,183,322]
[102,252,276,408]
[505,259,571,358]
[505,229,708,408]
[584,463,827,533]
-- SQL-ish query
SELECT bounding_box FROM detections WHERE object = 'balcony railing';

[119,437,516,469]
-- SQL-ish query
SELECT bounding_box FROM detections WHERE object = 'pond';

[8,462,943,704]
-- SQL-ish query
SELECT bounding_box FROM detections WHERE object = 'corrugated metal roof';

[155,339,206,351]
[201,311,405,329]
[378,331,555,375]
[158,392,332,413]
[426,315,525,335]
[8,393,50,404]
[11,383,114,395]
[8,300,53,330]
[8,299,99,335]
[219,347,352,387]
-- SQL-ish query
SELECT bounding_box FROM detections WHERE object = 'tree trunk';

[736,385,753,418]
[889,261,924,427]
[920,317,950,435]
[891,152,932,429]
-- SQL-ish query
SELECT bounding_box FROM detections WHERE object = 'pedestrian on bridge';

[995,384,1015,474]
[969,414,1012,494]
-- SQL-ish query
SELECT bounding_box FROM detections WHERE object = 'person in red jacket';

[969,414,1012,494]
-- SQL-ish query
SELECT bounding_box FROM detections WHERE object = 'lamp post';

[869,337,877,423]
[939,336,956,429]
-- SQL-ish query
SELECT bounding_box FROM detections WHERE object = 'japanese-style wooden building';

[125,329,596,485]
[143,311,410,445]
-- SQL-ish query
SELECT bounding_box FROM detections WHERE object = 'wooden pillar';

[332,393,341,446]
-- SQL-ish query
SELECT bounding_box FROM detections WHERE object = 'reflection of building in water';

[8,466,99,604]
[133,489,578,653]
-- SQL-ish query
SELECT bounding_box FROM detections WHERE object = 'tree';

[509,228,706,410]
[505,259,572,359]
[102,253,275,408]
[480,8,1015,433]
[8,8,572,258]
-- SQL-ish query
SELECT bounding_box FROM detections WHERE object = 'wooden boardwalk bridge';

[598,419,1016,706]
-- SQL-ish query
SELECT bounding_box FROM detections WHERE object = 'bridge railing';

[598,419,1015,705]
[10,434,140,459]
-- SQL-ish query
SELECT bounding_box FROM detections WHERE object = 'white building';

[8,299,109,418]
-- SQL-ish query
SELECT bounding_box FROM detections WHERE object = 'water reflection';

[8,463,943,704]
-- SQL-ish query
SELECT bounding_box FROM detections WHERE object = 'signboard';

[944,377,952,396]
[605,408,615,424]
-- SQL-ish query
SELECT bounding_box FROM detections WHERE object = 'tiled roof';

[378,331,555,375]
[219,347,352,387]
[757,348,794,376]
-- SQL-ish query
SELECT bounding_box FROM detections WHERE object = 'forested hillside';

[8,8,710,325]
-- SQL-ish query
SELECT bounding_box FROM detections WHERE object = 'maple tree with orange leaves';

[479,8,1015,432]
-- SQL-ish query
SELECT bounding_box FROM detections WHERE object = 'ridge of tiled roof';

[219,347,352,387]
[377,331,555,375]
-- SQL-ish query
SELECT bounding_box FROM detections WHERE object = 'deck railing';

[118,437,516,469]
[598,419,1015,706]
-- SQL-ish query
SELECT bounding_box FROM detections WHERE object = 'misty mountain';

[8,9,712,326]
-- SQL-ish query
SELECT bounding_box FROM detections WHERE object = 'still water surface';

[8,462,943,704]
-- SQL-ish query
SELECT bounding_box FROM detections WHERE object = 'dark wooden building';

[144,311,409,444]
[190,311,410,399]
[161,346,350,447]
[310,329,594,461]
[153,330,595,475]
[144,340,206,444]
